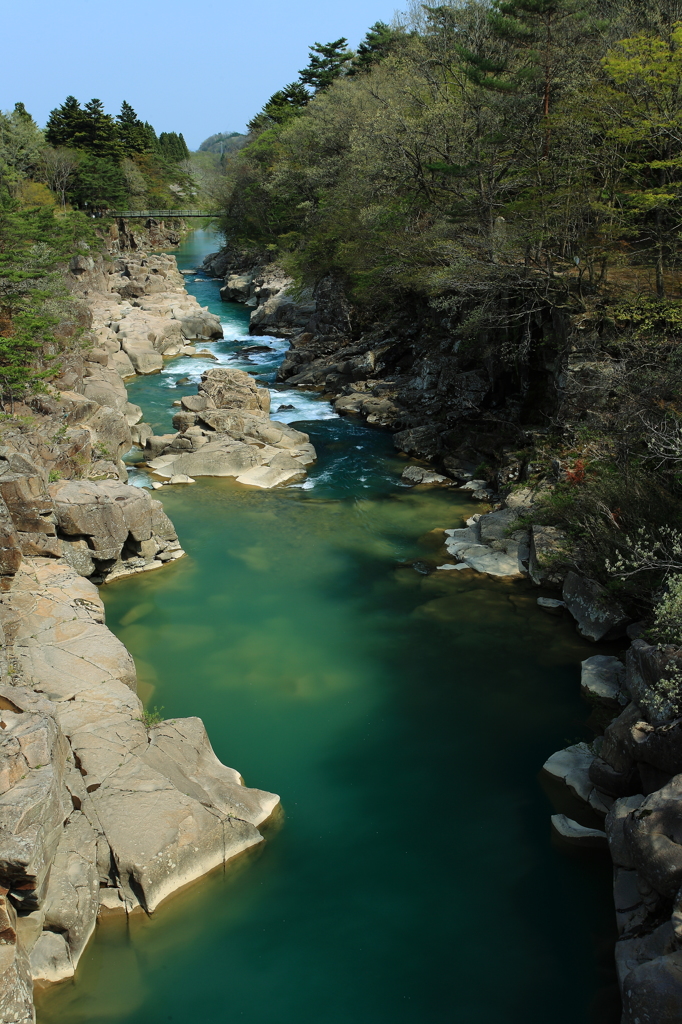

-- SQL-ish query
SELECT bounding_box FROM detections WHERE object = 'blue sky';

[3,0,404,149]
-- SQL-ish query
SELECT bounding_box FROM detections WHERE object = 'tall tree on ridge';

[489,0,598,154]
[299,38,353,91]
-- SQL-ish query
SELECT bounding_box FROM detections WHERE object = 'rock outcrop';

[145,367,316,488]
[0,557,279,1009]
[0,240,282,1020]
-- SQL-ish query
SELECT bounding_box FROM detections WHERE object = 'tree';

[116,101,153,155]
[45,96,86,149]
[80,99,122,160]
[247,82,310,133]
[299,38,353,91]
[598,22,682,295]
[489,0,598,154]
[69,154,127,209]
[40,147,79,208]
[158,131,190,162]
[348,22,403,74]
[0,104,45,194]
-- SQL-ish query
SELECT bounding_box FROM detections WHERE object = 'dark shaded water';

[37,231,618,1024]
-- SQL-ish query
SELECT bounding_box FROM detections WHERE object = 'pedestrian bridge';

[110,210,220,218]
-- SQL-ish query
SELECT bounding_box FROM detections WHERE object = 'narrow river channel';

[37,230,618,1024]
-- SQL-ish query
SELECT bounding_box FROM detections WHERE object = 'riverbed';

[36,230,618,1024]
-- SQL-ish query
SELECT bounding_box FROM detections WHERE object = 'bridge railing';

[109,210,220,218]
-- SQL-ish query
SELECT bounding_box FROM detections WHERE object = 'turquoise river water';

[37,230,619,1024]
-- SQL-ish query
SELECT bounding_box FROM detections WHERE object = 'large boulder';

[624,775,682,896]
[121,340,163,375]
[621,951,682,1023]
[220,273,253,302]
[198,367,270,416]
[562,571,630,641]
[49,479,128,561]
[581,655,626,709]
[89,756,263,913]
[249,284,316,338]
[144,718,279,826]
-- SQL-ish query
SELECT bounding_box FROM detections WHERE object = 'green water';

[37,231,618,1024]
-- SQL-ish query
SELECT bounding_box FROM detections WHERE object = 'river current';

[37,230,618,1024]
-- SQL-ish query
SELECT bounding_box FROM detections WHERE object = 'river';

[36,230,618,1024]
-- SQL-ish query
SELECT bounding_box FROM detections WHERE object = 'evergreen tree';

[489,0,598,137]
[116,101,152,155]
[247,82,310,133]
[158,132,190,161]
[68,154,127,208]
[348,22,402,74]
[299,38,353,91]
[45,96,86,149]
[80,99,122,160]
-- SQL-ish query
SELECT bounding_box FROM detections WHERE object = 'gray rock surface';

[624,775,682,896]
[621,950,682,1023]
[562,571,630,641]
[0,892,34,1022]
[542,742,613,816]
[581,655,627,708]
[146,368,315,488]
[550,814,607,847]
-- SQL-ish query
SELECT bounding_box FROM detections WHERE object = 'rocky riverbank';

[0,243,282,1022]
[201,246,682,1022]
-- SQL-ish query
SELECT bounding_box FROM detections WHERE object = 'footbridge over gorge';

[109,210,221,218]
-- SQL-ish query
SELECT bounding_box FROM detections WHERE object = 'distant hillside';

[197,132,247,155]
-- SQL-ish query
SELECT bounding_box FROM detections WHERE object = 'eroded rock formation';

[145,367,316,488]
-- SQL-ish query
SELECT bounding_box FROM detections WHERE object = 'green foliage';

[0,203,95,406]
[138,706,165,729]
[69,154,128,209]
[299,38,353,91]
[48,469,61,482]
[158,132,190,162]
[648,574,682,645]
[348,22,405,74]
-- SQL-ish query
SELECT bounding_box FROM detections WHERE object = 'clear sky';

[2,0,404,149]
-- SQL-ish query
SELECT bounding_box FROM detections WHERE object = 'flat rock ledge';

[0,557,279,1018]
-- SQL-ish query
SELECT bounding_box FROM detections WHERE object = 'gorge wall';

[0,240,280,1024]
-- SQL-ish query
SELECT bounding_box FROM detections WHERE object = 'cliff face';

[202,252,571,481]
[0,246,280,1021]
[103,216,188,254]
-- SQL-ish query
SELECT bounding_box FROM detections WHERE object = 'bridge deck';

[109,210,219,218]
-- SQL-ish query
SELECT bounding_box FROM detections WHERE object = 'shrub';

[138,706,165,729]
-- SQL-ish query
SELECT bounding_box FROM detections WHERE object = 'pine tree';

[489,0,597,153]
[45,96,86,149]
[158,132,189,162]
[116,101,151,155]
[80,99,122,160]
[299,39,352,91]
[348,22,402,74]
[247,82,310,133]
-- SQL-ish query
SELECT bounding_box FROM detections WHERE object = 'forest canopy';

[216,0,682,303]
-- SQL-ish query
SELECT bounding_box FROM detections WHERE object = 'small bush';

[138,706,165,729]
[648,575,682,647]
[48,469,61,482]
